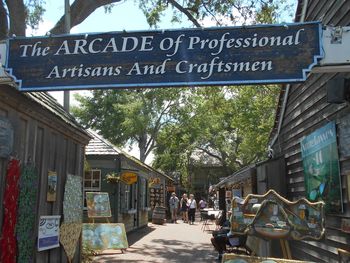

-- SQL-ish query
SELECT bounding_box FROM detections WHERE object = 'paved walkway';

[93,219,219,263]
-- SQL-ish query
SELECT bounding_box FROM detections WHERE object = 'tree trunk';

[0,1,9,40]
[50,0,122,34]
[138,134,148,163]
[5,0,26,37]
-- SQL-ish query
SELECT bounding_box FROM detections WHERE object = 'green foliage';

[82,244,98,263]
[153,85,280,177]
[24,0,46,30]
[139,0,296,28]
[72,88,183,162]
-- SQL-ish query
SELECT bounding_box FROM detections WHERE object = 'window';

[83,169,101,208]
[139,178,149,210]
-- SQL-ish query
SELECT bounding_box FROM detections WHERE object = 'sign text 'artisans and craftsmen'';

[6,22,322,91]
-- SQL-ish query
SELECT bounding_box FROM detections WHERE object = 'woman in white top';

[187,194,197,224]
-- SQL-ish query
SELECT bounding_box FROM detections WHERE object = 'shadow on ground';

[96,238,217,263]
[126,225,157,246]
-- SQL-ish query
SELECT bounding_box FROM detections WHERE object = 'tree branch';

[5,0,26,36]
[50,0,123,34]
[0,1,9,39]
[167,0,202,28]
[196,146,223,162]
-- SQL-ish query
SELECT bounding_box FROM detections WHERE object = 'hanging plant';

[105,172,120,184]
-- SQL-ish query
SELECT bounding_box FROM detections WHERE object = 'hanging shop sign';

[37,215,61,251]
[0,116,13,158]
[5,22,322,91]
[120,171,138,185]
[300,121,343,213]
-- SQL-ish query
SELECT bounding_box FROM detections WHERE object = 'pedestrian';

[198,197,207,221]
[169,192,179,223]
[180,193,189,223]
[187,194,197,225]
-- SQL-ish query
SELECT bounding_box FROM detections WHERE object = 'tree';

[72,88,182,162]
[153,85,280,177]
[1,0,292,165]
[1,0,295,38]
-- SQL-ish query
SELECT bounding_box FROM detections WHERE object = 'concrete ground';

[93,218,219,263]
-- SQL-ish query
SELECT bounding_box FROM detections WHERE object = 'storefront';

[0,84,90,263]
[84,130,174,232]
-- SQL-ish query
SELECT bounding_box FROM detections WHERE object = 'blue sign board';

[6,22,323,91]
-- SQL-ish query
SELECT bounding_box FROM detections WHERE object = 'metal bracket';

[331,27,343,44]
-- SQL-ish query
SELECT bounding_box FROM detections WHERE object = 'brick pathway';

[93,219,219,263]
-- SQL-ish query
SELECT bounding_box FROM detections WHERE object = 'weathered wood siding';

[270,1,350,261]
[0,85,89,263]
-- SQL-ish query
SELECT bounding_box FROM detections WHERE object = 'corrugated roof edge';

[214,164,256,189]
[25,91,90,138]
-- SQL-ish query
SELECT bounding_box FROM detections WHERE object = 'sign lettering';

[5,22,323,91]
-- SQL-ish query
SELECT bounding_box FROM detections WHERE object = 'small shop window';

[83,169,101,208]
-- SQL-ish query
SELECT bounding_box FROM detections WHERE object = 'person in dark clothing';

[180,193,188,223]
[211,212,249,260]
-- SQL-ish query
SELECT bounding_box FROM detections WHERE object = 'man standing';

[169,192,179,223]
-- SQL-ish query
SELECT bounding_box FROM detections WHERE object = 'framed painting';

[86,192,111,218]
[82,223,128,250]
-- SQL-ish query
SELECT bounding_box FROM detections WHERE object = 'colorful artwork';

[148,177,161,188]
[230,190,325,240]
[0,159,20,263]
[86,192,112,218]
[300,122,342,213]
[60,223,82,261]
[47,171,57,202]
[63,174,83,223]
[16,164,38,263]
[37,215,61,251]
[150,184,164,208]
[82,223,128,250]
[223,253,314,263]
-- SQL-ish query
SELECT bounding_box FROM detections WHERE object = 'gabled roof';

[27,92,90,136]
[85,129,122,155]
[86,129,174,182]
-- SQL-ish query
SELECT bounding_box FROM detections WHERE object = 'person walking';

[198,197,208,221]
[187,194,197,225]
[180,193,189,223]
[169,192,179,223]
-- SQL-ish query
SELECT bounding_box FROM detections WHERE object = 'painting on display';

[230,190,325,241]
[223,253,314,263]
[63,174,83,223]
[300,122,343,213]
[82,223,128,250]
[60,223,82,262]
[86,192,112,218]
[47,171,57,202]
[37,215,61,251]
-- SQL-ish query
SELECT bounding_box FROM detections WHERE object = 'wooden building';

[0,84,90,262]
[85,130,174,232]
[268,1,350,262]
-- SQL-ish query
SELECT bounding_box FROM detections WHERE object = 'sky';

[27,0,296,164]
[27,0,196,164]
